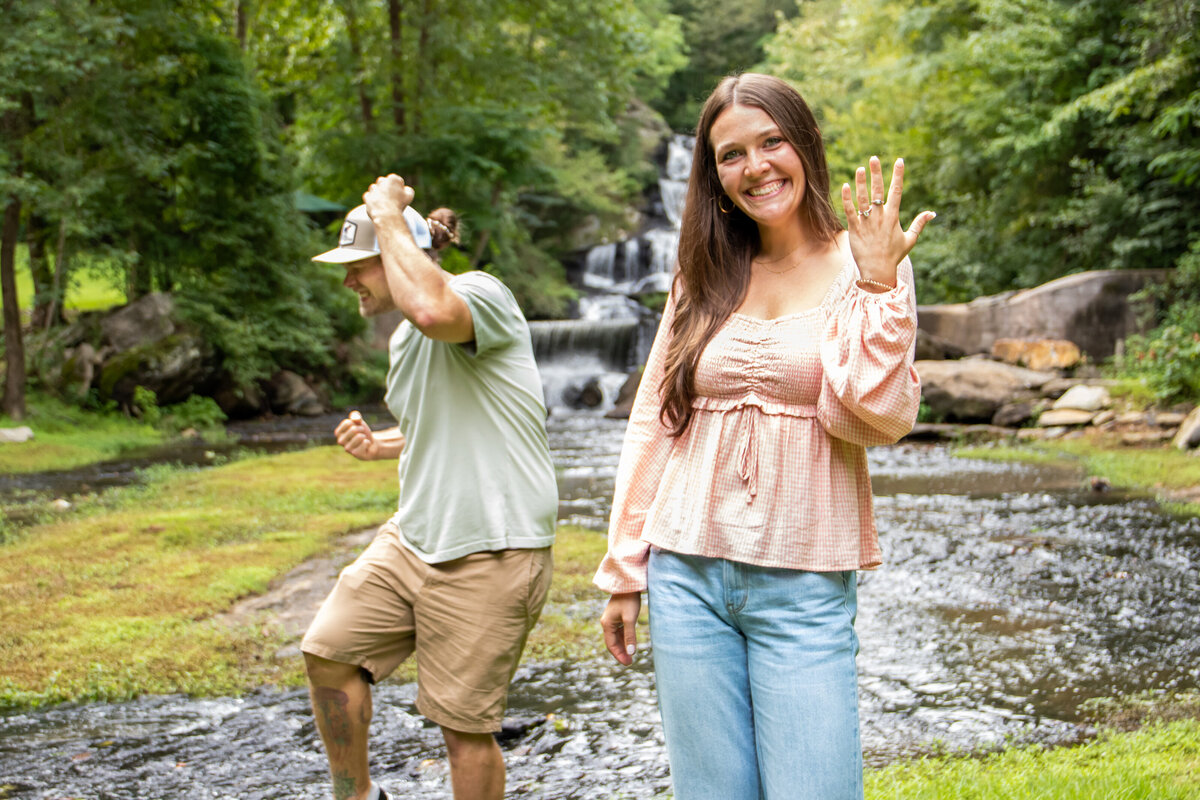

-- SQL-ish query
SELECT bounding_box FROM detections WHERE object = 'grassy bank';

[0,393,165,474]
[865,717,1200,799]
[0,443,615,707]
[0,446,399,706]
[957,433,1200,515]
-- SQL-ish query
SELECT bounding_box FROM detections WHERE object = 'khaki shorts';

[301,524,552,733]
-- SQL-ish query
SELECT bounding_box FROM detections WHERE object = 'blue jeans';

[647,548,863,800]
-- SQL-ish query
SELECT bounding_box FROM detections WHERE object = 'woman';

[595,73,934,799]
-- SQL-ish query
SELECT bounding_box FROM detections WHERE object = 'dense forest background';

[3,0,1198,419]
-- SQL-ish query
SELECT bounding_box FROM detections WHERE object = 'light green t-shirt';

[384,271,558,563]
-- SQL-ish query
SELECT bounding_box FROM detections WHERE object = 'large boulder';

[265,370,325,416]
[100,292,175,351]
[98,332,218,409]
[916,358,1058,422]
[916,328,967,361]
[917,269,1167,360]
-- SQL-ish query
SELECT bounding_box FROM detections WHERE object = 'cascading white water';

[535,134,694,411]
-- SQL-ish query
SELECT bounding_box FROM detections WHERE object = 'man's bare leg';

[306,653,375,800]
[442,726,504,800]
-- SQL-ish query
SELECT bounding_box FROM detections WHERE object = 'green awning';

[293,190,347,213]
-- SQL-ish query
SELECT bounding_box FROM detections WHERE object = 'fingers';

[363,175,415,210]
[600,615,630,666]
[869,156,885,204]
[335,412,375,460]
[886,158,904,214]
[600,594,641,666]
[906,210,938,242]
[840,182,857,223]
[855,165,869,212]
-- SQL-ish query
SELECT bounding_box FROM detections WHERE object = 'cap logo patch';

[339,220,358,246]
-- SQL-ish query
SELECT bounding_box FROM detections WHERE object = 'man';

[302,175,558,800]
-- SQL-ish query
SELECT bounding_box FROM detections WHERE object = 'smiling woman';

[595,72,935,800]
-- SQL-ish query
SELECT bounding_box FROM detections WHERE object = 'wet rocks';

[1173,407,1200,451]
[605,371,641,419]
[915,359,1057,422]
[1052,384,1111,413]
[265,370,325,417]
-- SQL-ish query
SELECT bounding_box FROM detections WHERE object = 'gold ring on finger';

[871,199,884,206]
[858,208,870,218]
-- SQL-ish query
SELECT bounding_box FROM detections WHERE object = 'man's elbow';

[408,303,473,342]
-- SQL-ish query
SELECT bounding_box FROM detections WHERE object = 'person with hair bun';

[303,175,556,800]
[595,73,935,799]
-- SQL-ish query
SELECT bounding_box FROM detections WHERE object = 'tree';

[238,0,686,317]
[765,0,1200,304]
[0,0,107,418]
[656,0,797,132]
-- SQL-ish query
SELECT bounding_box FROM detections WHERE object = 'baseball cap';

[312,204,433,263]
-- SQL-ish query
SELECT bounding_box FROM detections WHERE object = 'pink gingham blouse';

[593,256,921,594]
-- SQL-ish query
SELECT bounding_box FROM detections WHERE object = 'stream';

[1,413,1198,798]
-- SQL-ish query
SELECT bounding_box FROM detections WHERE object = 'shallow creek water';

[1,414,1198,798]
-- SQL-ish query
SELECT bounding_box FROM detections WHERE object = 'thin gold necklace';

[755,240,812,275]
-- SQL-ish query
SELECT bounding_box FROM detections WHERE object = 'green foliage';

[246,0,684,320]
[1117,240,1200,402]
[131,385,161,426]
[160,394,227,434]
[764,0,1200,305]
[655,0,798,131]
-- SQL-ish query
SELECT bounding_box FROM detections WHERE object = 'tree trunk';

[341,0,376,135]
[388,0,407,133]
[26,215,53,330]
[1,195,26,421]
[470,183,505,268]
[236,0,248,50]
[413,0,433,134]
[45,217,68,330]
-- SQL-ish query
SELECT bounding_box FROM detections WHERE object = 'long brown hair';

[660,73,842,437]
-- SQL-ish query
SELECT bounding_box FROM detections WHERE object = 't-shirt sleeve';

[449,272,524,358]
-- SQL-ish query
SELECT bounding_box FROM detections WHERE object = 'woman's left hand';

[841,156,936,289]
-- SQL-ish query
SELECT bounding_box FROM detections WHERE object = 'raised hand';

[840,157,936,290]
[362,173,416,228]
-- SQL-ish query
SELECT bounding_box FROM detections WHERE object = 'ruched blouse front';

[594,257,921,595]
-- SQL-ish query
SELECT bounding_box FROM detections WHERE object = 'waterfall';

[539,134,694,411]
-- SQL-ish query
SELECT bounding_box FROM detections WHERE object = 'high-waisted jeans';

[647,547,863,800]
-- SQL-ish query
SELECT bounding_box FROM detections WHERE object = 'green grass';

[0,441,621,707]
[956,435,1200,515]
[13,245,126,314]
[0,393,165,474]
[0,446,399,707]
[865,719,1200,799]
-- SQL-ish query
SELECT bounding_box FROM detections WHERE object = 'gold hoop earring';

[717,195,735,214]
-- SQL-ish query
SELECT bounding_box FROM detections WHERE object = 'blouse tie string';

[735,407,759,502]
